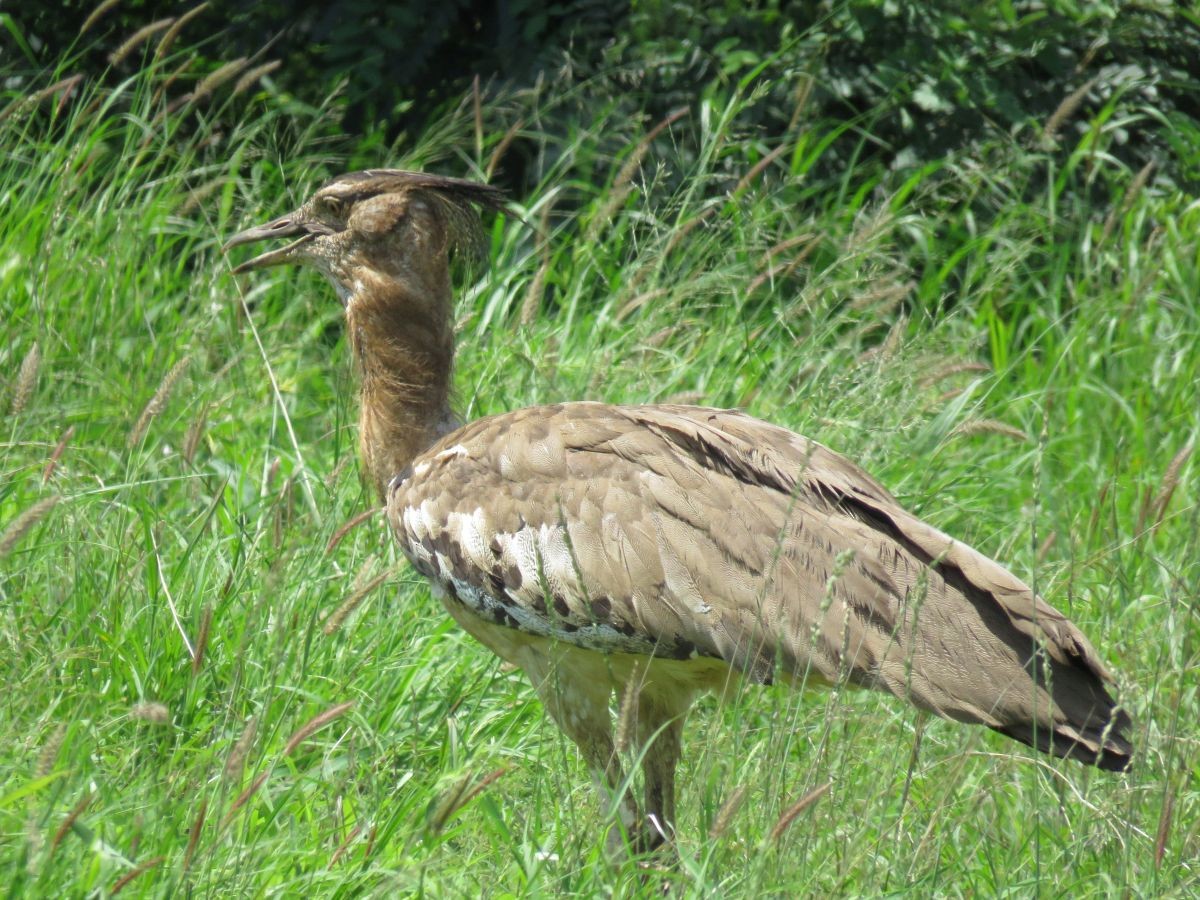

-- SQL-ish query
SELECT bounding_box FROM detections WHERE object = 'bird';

[224,169,1132,854]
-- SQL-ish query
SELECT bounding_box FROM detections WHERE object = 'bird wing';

[387,401,1130,768]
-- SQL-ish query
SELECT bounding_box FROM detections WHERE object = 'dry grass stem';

[80,0,123,35]
[12,342,40,416]
[325,507,381,555]
[769,781,832,843]
[324,567,389,635]
[110,856,165,895]
[109,18,175,66]
[664,390,704,406]
[0,496,61,559]
[1043,75,1101,146]
[953,419,1030,443]
[709,784,748,839]
[42,425,75,484]
[130,702,170,725]
[129,356,190,447]
[234,60,282,96]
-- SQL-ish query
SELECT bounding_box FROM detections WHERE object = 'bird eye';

[323,197,346,217]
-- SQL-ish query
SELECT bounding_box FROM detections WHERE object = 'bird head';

[223,170,506,304]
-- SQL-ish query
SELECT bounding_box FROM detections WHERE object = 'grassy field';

[2,46,1198,898]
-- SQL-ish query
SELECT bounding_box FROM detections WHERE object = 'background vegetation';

[2,1,1197,895]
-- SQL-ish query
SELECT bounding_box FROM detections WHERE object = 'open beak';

[222,215,315,273]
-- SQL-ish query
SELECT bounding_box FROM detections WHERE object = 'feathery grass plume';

[615,666,641,754]
[848,279,913,315]
[109,18,175,66]
[952,419,1030,443]
[1155,787,1174,869]
[0,76,83,125]
[42,425,75,484]
[79,0,122,35]
[589,107,689,238]
[48,792,93,858]
[329,824,363,867]
[1151,443,1192,533]
[223,703,352,827]
[182,799,205,872]
[233,59,281,96]
[769,781,832,843]
[486,116,526,179]
[35,724,67,779]
[429,767,509,832]
[191,58,250,104]
[472,75,483,162]
[149,56,195,111]
[281,701,355,757]
[746,247,817,295]
[128,356,190,447]
[1042,75,1101,147]
[178,177,226,215]
[708,784,748,840]
[154,2,208,60]
[182,402,208,464]
[617,288,670,322]
[859,313,907,364]
[1101,160,1156,245]
[110,856,165,895]
[323,565,389,636]
[918,360,991,388]
[223,716,258,782]
[191,605,212,676]
[520,259,549,326]
[0,495,61,559]
[11,342,40,416]
[130,702,170,725]
[325,507,381,555]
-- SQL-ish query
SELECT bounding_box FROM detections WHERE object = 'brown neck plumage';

[345,267,457,501]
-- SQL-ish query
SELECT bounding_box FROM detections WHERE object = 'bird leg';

[521,651,641,858]
[633,689,691,853]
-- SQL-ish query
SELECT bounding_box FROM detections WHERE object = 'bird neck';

[345,269,458,500]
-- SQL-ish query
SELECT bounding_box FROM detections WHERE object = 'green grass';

[2,43,1198,898]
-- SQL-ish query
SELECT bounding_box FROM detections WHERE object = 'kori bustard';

[225,170,1131,852]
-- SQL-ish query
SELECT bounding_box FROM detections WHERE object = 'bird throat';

[345,277,457,500]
